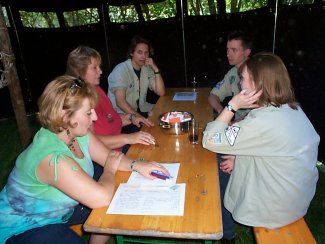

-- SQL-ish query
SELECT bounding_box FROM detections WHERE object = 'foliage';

[19,11,59,28]
[283,0,314,4]
[8,0,318,28]
[226,0,268,13]
[141,0,177,21]
[108,4,139,23]
[63,8,99,27]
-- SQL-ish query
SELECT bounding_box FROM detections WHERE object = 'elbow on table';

[87,194,112,209]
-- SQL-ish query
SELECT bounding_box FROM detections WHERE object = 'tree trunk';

[0,6,31,148]
[207,0,217,15]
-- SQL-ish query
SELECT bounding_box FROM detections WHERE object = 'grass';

[0,115,324,243]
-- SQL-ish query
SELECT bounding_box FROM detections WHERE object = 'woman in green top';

[0,75,169,244]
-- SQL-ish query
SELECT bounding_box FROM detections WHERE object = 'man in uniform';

[208,30,252,243]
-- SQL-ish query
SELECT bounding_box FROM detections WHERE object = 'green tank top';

[0,127,94,242]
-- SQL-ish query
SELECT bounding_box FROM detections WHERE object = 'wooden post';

[0,6,31,148]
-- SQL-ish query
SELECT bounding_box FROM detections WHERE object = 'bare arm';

[115,89,137,115]
[115,89,153,127]
[145,57,165,96]
[208,93,224,114]
[36,130,169,209]
[120,113,154,127]
[96,132,155,149]
[36,150,121,209]
[87,131,168,177]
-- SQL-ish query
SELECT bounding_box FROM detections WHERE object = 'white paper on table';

[106,183,186,216]
[127,163,180,186]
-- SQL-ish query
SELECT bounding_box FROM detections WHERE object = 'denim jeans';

[217,153,235,240]
[5,205,90,244]
[6,223,85,244]
[6,183,94,243]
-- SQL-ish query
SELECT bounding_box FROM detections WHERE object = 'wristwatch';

[226,104,237,113]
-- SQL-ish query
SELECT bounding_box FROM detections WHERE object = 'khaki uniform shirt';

[210,66,249,119]
[108,59,157,114]
[202,105,319,228]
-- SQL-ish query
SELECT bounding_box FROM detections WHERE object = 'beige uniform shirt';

[108,59,157,114]
[210,66,249,119]
[202,104,319,228]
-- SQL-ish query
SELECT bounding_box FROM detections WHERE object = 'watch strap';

[227,104,237,113]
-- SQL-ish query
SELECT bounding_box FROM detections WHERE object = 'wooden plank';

[254,218,316,244]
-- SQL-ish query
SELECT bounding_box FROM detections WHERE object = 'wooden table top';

[84,88,223,240]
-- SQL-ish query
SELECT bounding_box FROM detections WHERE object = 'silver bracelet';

[130,160,138,172]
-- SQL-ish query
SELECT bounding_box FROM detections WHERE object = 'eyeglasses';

[69,78,83,93]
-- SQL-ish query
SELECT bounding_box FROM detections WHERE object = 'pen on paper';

[151,170,173,180]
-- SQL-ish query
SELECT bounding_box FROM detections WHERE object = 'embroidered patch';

[215,79,225,89]
[225,125,240,146]
[207,132,222,144]
[229,75,236,84]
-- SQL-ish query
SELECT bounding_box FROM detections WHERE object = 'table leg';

[116,235,214,244]
[116,235,125,244]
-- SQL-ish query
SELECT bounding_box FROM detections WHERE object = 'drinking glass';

[191,76,197,92]
[188,119,199,144]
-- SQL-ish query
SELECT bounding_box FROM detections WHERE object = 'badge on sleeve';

[215,79,225,89]
[225,125,240,146]
[207,132,222,144]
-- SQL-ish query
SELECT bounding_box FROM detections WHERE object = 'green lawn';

[0,115,324,244]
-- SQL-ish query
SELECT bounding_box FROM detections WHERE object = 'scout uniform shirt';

[202,104,319,228]
[210,66,249,120]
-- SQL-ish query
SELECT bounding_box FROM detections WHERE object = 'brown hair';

[228,30,253,50]
[38,75,98,133]
[66,45,101,79]
[239,52,298,109]
[127,35,154,58]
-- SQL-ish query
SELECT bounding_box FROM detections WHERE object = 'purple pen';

[150,170,172,180]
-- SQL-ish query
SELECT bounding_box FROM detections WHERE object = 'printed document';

[107,163,186,216]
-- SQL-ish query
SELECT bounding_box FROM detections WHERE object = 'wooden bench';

[70,224,84,237]
[253,218,316,244]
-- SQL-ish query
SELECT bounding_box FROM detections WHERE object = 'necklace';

[66,129,76,152]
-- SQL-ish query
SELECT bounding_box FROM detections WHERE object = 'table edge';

[83,224,223,240]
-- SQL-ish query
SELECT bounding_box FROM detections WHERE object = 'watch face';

[227,105,232,111]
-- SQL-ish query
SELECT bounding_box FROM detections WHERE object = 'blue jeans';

[217,153,235,240]
[6,223,85,244]
[6,192,92,244]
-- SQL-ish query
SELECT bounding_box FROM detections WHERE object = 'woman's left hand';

[220,155,236,174]
[134,161,170,180]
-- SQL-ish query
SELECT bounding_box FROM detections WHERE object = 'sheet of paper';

[173,92,197,101]
[107,183,186,216]
[127,163,180,186]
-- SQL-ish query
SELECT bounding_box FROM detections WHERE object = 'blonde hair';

[38,75,98,133]
[66,45,101,79]
[239,52,298,109]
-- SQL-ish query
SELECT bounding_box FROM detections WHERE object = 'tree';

[0,5,31,148]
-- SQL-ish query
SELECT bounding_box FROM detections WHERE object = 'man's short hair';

[228,30,253,50]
